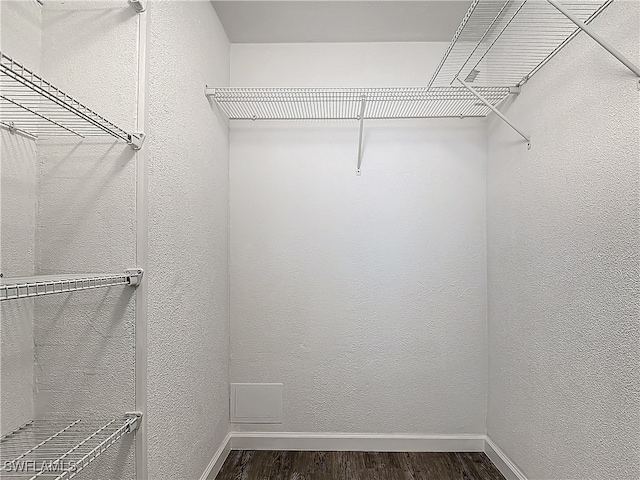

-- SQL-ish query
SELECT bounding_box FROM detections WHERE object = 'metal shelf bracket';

[126,268,144,286]
[129,132,146,150]
[356,96,366,176]
[124,412,143,433]
[128,0,146,13]
[547,0,640,78]
[457,77,531,149]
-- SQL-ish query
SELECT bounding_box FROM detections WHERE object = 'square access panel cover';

[231,383,283,424]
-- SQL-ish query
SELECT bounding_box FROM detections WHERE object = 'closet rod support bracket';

[129,133,146,151]
[125,412,143,433]
[547,0,640,78]
[457,77,531,149]
[128,0,146,13]
[126,269,144,287]
[356,96,367,176]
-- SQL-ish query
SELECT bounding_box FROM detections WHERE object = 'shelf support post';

[547,0,640,78]
[356,96,366,176]
[457,78,531,149]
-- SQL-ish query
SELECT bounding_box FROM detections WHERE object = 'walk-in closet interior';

[0,0,638,479]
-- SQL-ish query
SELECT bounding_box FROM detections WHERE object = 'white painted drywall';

[147,1,231,478]
[230,42,447,87]
[0,0,41,434]
[486,2,640,479]
[229,43,488,434]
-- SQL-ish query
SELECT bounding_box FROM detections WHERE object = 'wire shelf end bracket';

[125,268,144,287]
[124,412,143,433]
[128,0,146,13]
[128,133,146,151]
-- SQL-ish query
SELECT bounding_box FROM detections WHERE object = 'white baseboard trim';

[201,430,527,480]
[229,432,485,452]
[484,436,527,480]
[201,432,232,480]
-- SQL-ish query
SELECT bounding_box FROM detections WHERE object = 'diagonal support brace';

[547,0,640,78]
[457,77,531,149]
[356,96,366,176]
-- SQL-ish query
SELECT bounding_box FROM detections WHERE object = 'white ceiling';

[211,1,472,43]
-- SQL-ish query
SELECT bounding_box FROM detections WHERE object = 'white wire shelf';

[0,270,143,302]
[0,414,141,480]
[207,86,515,120]
[428,0,613,88]
[0,51,143,148]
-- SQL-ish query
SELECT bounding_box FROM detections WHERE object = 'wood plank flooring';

[216,451,506,480]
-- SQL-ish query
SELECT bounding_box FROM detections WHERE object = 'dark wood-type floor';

[216,451,506,480]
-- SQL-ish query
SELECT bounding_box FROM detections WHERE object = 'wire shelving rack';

[205,0,636,164]
[0,415,141,480]
[207,86,514,120]
[0,270,143,302]
[0,51,143,148]
[428,0,613,88]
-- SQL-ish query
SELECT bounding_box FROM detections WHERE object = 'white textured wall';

[230,42,447,87]
[229,43,488,434]
[147,2,230,478]
[0,0,41,434]
[486,2,640,479]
